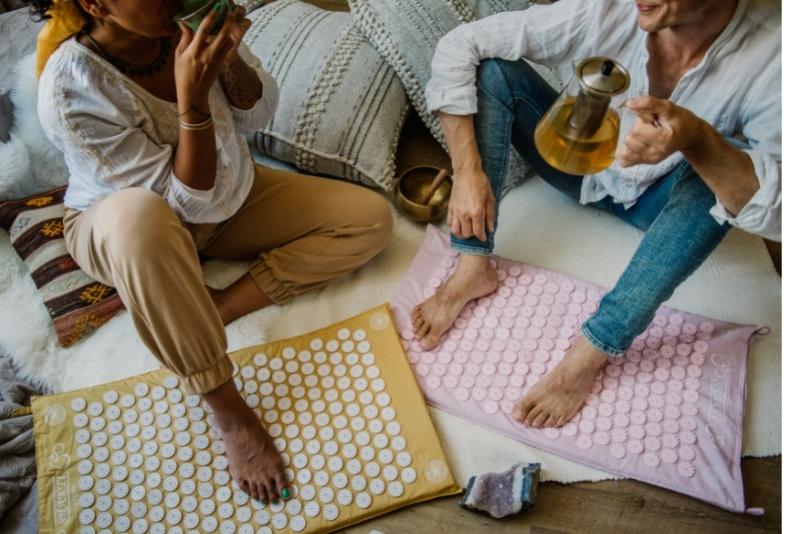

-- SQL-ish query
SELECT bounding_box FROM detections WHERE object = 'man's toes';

[512,397,534,422]
[524,406,542,427]
[532,411,550,428]
[420,331,441,350]
[543,414,559,428]
[511,404,528,422]
[415,321,431,340]
[527,406,547,427]
[413,314,427,334]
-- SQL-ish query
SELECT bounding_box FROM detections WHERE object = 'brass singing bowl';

[394,166,452,224]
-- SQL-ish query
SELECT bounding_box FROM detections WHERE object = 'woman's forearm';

[173,99,218,191]
[220,53,263,110]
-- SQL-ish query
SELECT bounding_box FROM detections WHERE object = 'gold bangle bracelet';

[178,116,213,131]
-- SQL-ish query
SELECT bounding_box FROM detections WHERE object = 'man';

[413,0,780,429]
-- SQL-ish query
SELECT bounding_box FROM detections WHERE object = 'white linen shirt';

[426,0,781,240]
[38,37,279,224]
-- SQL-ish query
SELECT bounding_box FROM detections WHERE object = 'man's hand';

[447,168,496,241]
[617,96,705,167]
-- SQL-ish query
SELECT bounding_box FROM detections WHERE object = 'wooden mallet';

[419,169,450,205]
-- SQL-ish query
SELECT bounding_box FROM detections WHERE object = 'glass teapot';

[534,57,630,175]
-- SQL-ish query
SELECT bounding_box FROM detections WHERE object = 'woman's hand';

[221,3,252,65]
[174,6,239,111]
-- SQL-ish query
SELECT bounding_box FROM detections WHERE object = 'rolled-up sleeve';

[708,58,781,241]
[425,0,591,116]
[227,41,279,134]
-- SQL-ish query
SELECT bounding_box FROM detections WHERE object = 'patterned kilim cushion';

[0,187,124,346]
[244,0,409,191]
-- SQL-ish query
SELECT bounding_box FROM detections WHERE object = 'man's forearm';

[682,119,760,216]
[438,112,483,174]
[220,53,263,110]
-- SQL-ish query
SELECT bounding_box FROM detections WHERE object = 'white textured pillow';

[244,0,409,191]
[350,0,561,191]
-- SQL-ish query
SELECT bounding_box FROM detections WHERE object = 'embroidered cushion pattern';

[0,187,124,346]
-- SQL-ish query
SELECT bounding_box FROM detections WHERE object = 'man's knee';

[477,58,534,98]
[476,58,514,98]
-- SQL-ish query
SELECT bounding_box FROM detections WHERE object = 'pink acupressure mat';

[391,226,763,513]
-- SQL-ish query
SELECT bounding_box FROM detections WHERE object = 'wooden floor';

[342,457,780,533]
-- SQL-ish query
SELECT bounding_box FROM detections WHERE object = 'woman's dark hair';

[28,0,55,21]
[28,0,88,22]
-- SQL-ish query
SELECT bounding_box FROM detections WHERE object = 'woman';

[33,0,393,503]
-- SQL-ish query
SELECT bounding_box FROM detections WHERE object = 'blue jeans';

[451,58,731,356]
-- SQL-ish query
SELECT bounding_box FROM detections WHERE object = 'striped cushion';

[0,187,123,346]
[244,0,409,191]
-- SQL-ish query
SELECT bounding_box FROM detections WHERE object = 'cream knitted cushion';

[349,0,562,190]
[244,0,409,190]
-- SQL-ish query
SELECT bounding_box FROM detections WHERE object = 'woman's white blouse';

[38,37,278,224]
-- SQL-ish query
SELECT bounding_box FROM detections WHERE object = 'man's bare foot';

[512,336,609,428]
[203,380,288,502]
[412,254,498,350]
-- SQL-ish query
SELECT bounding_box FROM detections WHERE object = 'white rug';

[0,174,781,485]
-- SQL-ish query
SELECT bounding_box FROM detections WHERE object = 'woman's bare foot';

[512,336,609,428]
[203,380,289,502]
[412,254,498,350]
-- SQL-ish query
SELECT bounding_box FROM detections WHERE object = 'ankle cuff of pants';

[580,323,626,357]
[450,241,495,257]
[181,356,234,395]
[249,261,293,305]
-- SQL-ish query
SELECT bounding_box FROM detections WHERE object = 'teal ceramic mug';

[174,0,230,33]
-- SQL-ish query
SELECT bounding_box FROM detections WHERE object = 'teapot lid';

[575,57,630,97]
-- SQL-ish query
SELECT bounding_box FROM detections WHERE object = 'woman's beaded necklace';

[83,31,172,78]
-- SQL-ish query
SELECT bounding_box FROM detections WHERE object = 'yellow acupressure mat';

[33,304,460,534]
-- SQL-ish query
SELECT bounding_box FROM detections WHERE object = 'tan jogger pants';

[63,164,393,394]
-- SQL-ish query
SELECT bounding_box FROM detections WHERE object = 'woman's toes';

[265,481,278,502]
[278,482,291,500]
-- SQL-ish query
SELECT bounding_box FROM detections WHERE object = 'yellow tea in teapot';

[534,96,620,176]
